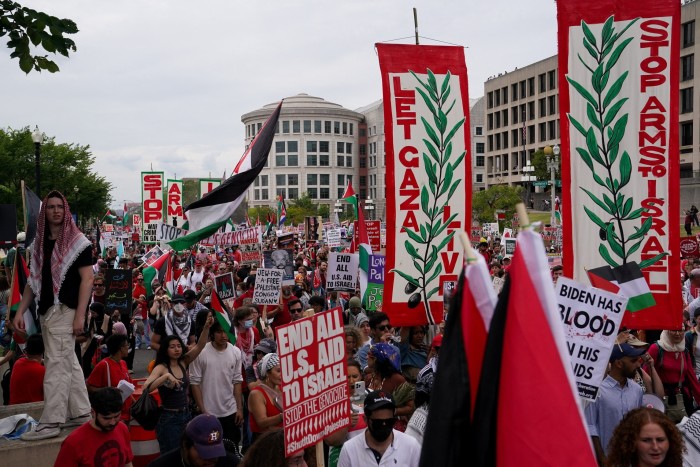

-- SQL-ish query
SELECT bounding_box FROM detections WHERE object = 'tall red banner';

[557,0,681,328]
[141,172,165,244]
[377,44,472,326]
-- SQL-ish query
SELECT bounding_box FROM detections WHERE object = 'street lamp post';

[547,145,560,226]
[31,126,43,196]
[521,162,536,209]
[365,196,375,220]
[333,200,343,224]
[73,186,79,228]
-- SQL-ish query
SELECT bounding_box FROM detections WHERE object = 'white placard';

[252,268,284,305]
[327,252,359,292]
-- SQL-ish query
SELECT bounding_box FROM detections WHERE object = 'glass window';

[334,121,340,134]
[262,189,268,199]
[320,188,330,199]
[308,188,318,199]
[683,21,695,48]
[257,123,262,133]
[276,155,285,166]
[274,122,278,135]
[359,128,366,137]
[261,175,268,186]
[346,143,352,154]
[511,83,518,101]
[502,86,508,104]
[349,123,354,135]
[307,141,317,152]
[288,188,298,199]
[475,126,483,136]
[292,120,300,133]
[360,176,367,186]
[254,189,260,200]
[276,174,286,186]
[288,174,298,185]
[476,174,483,183]
[325,121,332,133]
[288,141,298,152]
[548,70,556,90]
[288,154,298,166]
[276,141,285,153]
[539,73,546,93]
[338,174,344,186]
[320,141,329,152]
[360,157,366,168]
[314,120,322,133]
[320,155,329,166]
[307,174,317,185]
[476,142,485,153]
[338,188,345,198]
[360,189,367,199]
[548,95,556,115]
[342,122,347,134]
[282,121,290,134]
[487,92,493,109]
[337,142,345,153]
[320,174,330,185]
[528,77,535,96]
[303,120,311,133]
[519,80,526,98]
[476,155,485,167]
[346,156,352,167]
[539,123,547,141]
[337,156,345,167]
[682,88,694,113]
[307,154,317,166]
[681,121,693,146]
[539,98,546,117]
[682,54,694,81]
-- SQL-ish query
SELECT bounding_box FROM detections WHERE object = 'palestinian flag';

[587,262,655,313]
[142,251,173,297]
[342,182,372,308]
[122,203,130,226]
[168,102,282,251]
[103,209,117,222]
[278,194,287,227]
[8,253,37,342]
[210,289,236,344]
[468,229,594,466]
[265,212,275,237]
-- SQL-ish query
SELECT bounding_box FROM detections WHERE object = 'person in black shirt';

[14,190,93,441]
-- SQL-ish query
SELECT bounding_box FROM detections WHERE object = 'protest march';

[3,0,700,465]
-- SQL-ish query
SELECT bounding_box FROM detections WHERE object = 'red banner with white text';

[377,44,471,326]
[557,0,681,329]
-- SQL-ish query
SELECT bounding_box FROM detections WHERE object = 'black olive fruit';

[404,282,418,294]
[407,293,421,308]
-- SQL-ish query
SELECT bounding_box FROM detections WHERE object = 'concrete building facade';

[470,96,487,190]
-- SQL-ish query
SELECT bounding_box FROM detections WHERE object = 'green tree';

[247,205,274,226]
[286,193,320,224]
[182,179,198,209]
[531,149,561,182]
[1,1,78,73]
[472,185,523,224]
[0,126,112,227]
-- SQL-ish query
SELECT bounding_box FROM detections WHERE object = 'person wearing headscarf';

[405,359,437,445]
[248,352,283,443]
[13,190,94,441]
[365,343,415,431]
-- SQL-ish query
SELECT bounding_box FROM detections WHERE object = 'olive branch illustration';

[391,69,465,324]
[567,15,666,269]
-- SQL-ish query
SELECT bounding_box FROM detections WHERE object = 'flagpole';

[20,180,29,262]
[457,231,477,264]
[515,203,531,231]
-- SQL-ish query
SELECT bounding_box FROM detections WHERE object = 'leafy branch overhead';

[567,15,666,270]
[391,68,465,324]
[1,0,78,73]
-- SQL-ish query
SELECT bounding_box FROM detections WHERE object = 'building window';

[254,190,260,200]
[359,128,366,137]
[494,89,500,107]
[320,174,330,185]
[288,188,298,199]
[261,189,268,199]
[324,121,332,134]
[528,101,535,120]
[511,107,518,124]
[349,123,354,135]
[288,154,298,166]
[487,114,493,130]
[539,98,547,117]
[288,141,298,152]
[548,120,556,140]
[320,141,329,152]
[360,157,366,168]
[337,174,345,187]
[476,142,485,153]
[682,54,694,81]
[495,112,501,128]
[275,141,285,153]
[308,188,318,199]
[314,120,322,133]
[502,109,508,126]
[681,121,693,146]
[288,174,298,185]
[359,144,366,155]
[334,121,340,134]
[539,123,547,141]
[682,88,694,114]
[528,77,535,96]
[487,91,493,108]
[292,120,300,133]
[683,21,695,48]
[337,142,345,154]
[342,122,348,135]
[346,143,352,154]
[511,83,518,101]
[519,80,526,99]
[337,156,345,167]
[476,155,485,167]
[276,155,285,166]
[528,125,535,144]
[539,73,546,93]
[276,174,286,186]
[548,95,557,115]
[476,174,483,183]
[307,174,317,185]
[282,121,290,134]
[303,120,311,133]
[360,176,367,186]
[475,126,483,136]
[307,154,317,166]
[346,156,352,167]
[320,154,329,166]
[320,188,330,199]
[276,188,286,198]
[502,86,508,104]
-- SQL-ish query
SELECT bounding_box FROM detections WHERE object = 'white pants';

[40,304,91,424]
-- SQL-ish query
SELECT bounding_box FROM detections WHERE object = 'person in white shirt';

[187,261,206,291]
[338,391,421,467]
[190,320,244,446]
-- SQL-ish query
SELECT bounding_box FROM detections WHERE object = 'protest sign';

[142,223,158,244]
[253,268,284,305]
[365,220,381,251]
[154,222,186,243]
[166,179,184,227]
[556,277,628,400]
[276,307,349,456]
[132,213,141,227]
[680,237,700,258]
[141,246,165,266]
[277,233,295,249]
[305,216,322,242]
[199,179,221,199]
[215,273,236,300]
[471,226,482,243]
[104,269,133,318]
[142,172,165,244]
[504,238,516,256]
[327,252,359,292]
[366,254,385,312]
[201,226,262,248]
[263,249,295,285]
[326,229,342,248]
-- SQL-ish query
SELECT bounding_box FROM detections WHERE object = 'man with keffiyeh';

[13,190,94,440]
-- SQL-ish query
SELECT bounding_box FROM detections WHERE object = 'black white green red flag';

[342,182,372,307]
[557,0,681,328]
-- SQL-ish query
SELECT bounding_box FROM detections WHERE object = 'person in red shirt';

[9,334,45,404]
[86,334,133,421]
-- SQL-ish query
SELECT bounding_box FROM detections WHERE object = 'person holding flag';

[341,181,372,308]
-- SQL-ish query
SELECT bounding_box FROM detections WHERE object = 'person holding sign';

[248,353,283,443]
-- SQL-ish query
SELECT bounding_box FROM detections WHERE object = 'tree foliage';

[1,1,78,73]
[472,185,523,224]
[0,126,112,227]
[531,149,561,182]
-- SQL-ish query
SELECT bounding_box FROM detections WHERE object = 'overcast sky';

[1,0,558,207]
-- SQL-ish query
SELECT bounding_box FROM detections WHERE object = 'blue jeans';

[156,409,190,454]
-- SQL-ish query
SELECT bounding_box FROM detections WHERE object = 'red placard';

[680,237,700,258]
[365,220,381,251]
[276,307,349,456]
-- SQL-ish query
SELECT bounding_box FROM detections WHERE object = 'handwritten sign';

[325,229,341,248]
[276,307,349,457]
[556,277,628,401]
[365,220,381,251]
[327,252,359,292]
[104,269,132,317]
[252,268,284,305]
[366,254,385,312]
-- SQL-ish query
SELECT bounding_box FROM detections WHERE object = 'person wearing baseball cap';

[584,342,645,464]
[337,390,421,466]
[148,414,239,466]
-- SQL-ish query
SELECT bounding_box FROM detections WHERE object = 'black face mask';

[369,418,395,442]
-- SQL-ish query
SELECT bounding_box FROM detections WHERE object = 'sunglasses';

[94,284,105,287]
[370,417,397,428]
[376,324,392,331]
[290,308,303,314]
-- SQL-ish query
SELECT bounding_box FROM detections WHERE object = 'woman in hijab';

[364,343,415,431]
[248,352,283,443]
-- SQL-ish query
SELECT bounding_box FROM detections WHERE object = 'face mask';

[173,304,185,314]
[369,418,395,442]
[243,319,254,329]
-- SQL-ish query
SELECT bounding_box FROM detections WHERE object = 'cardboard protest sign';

[141,246,165,267]
[556,277,628,400]
[104,269,133,318]
[504,238,516,256]
[201,226,262,248]
[253,268,284,305]
[215,273,236,300]
[263,249,295,285]
[327,252,359,292]
[154,222,186,243]
[305,216,322,242]
[277,233,295,249]
[365,220,381,251]
[325,228,342,248]
[366,254,385,312]
[276,307,349,457]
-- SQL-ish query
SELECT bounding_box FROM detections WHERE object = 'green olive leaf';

[639,252,668,269]
[576,147,595,172]
[392,269,420,287]
[581,187,614,215]
[622,198,633,218]
[424,153,437,185]
[440,71,451,95]
[406,240,421,260]
[601,15,615,45]
[577,53,596,73]
[567,76,598,108]
[444,118,466,148]
[592,63,605,94]
[599,243,621,268]
[603,98,628,127]
[426,286,441,300]
[421,116,441,148]
[441,163,454,197]
[605,37,634,73]
[582,21,598,48]
[423,138,440,163]
[568,114,589,138]
[619,151,632,188]
[427,263,443,286]
[416,87,437,117]
[603,71,629,108]
[627,217,653,241]
[587,102,602,131]
[427,68,438,93]
[626,238,643,257]
[586,128,604,165]
[584,206,608,230]
[419,223,427,241]
[421,186,430,216]
[625,207,646,220]
[405,227,423,244]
